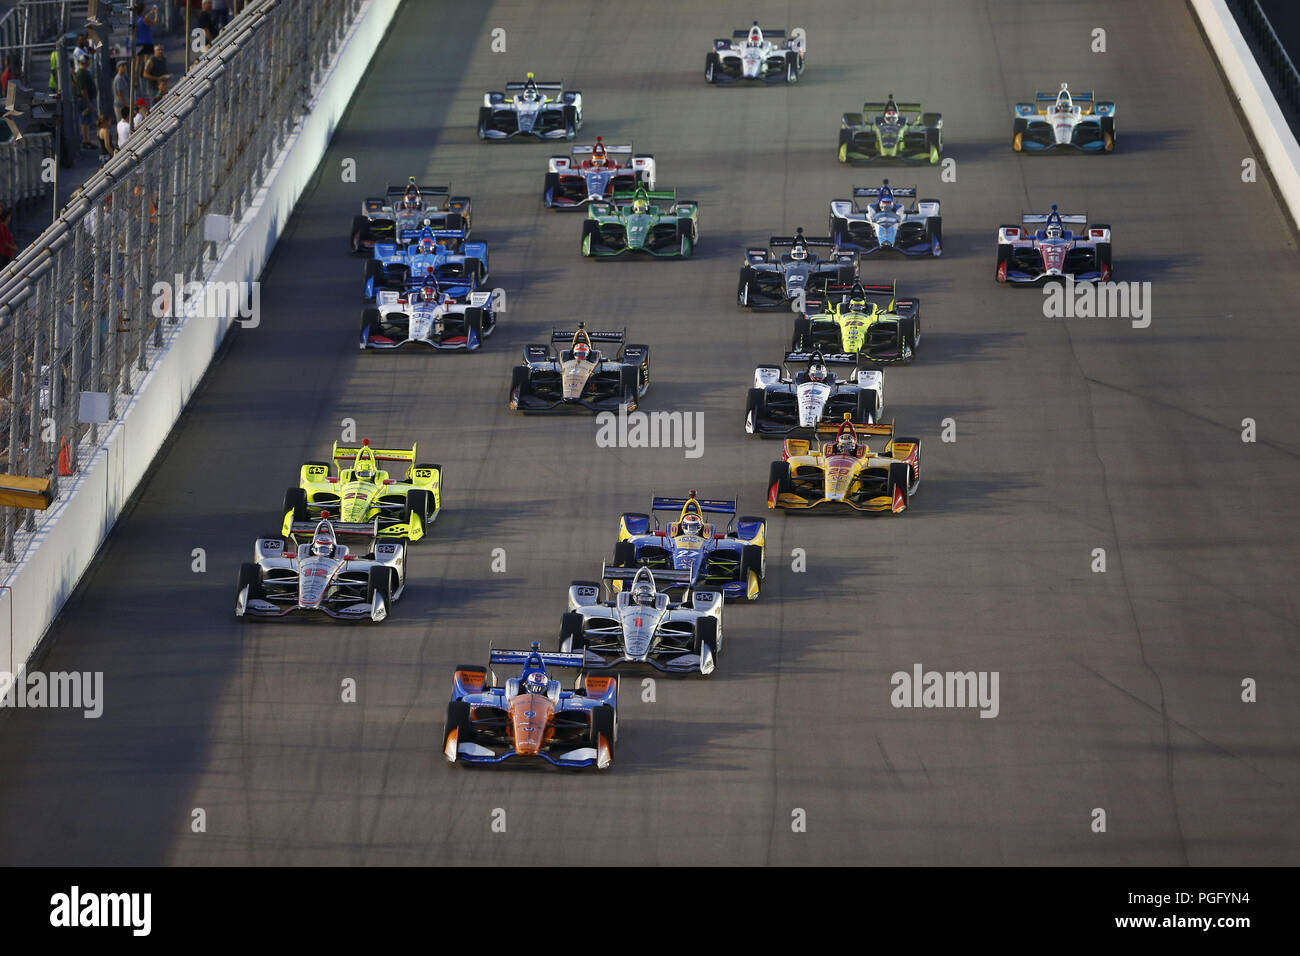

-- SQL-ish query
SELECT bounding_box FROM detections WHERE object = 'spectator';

[0,204,16,268]
[197,1,219,47]
[0,56,16,96]
[49,47,59,93]
[112,60,130,113]
[96,115,116,160]
[116,106,131,148]
[74,57,98,149]
[132,96,149,130]
[134,4,160,70]
[212,0,230,30]
[143,44,170,98]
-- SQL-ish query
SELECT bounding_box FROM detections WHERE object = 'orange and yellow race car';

[767,414,920,514]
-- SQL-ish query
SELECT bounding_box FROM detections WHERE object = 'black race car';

[737,228,857,310]
[509,324,650,413]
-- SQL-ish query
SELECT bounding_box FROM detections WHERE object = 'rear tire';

[613,540,637,568]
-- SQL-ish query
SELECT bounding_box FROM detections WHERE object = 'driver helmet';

[591,139,607,167]
[790,241,808,262]
[847,291,869,312]
[836,432,858,455]
[573,341,591,362]
[808,362,828,383]
[631,196,649,214]
[354,460,376,482]
[632,581,656,606]
[681,514,703,536]
[312,534,334,558]
[748,26,762,47]
[1045,223,1063,240]
[522,76,539,102]
[522,670,548,696]
[404,184,421,208]
[417,238,435,255]
[884,105,899,124]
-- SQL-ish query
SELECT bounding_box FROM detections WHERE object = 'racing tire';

[995,244,1014,283]
[1095,242,1112,280]
[402,489,433,537]
[1012,118,1027,151]
[283,487,309,524]
[559,611,586,654]
[1100,116,1115,152]
[464,307,486,346]
[562,105,577,140]
[768,460,793,504]
[785,54,798,84]
[350,215,369,255]
[237,562,264,601]
[580,219,600,258]
[363,259,385,297]
[361,307,381,345]
[509,365,530,407]
[745,387,766,434]
[477,107,492,140]
[855,389,876,424]
[837,130,851,164]
[741,544,764,584]
[463,257,485,286]
[676,219,694,258]
[892,437,921,491]
[705,52,719,84]
[588,705,616,762]
[543,171,559,208]
[925,127,941,160]
[443,700,475,762]
[737,267,755,307]
[613,540,637,569]
[692,616,719,671]
[898,316,919,358]
[619,365,639,406]
[887,461,912,513]
[366,564,394,604]
[926,216,942,256]
[791,316,812,350]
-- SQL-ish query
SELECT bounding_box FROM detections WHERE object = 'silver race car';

[706,21,806,84]
[479,73,583,141]
[361,278,497,351]
[509,323,649,412]
[829,181,941,257]
[349,178,472,254]
[235,517,405,623]
[746,350,884,437]
[559,567,724,676]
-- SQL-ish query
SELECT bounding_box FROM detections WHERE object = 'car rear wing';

[814,281,898,301]
[1034,89,1095,113]
[814,419,895,440]
[1022,212,1087,225]
[784,350,859,365]
[651,495,737,515]
[398,226,467,243]
[601,565,695,588]
[552,328,625,343]
[611,189,677,203]
[853,184,916,199]
[386,184,450,200]
[506,79,564,91]
[332,442,418,465]
[864,100,922,114]
[770,234,837,248]
[732,26,786,38]
[286,518,379,542]
[572,143,633,155]
[489,648,585,668]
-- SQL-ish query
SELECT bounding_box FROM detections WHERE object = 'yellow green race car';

[792,281,921,364]
[838,95,942,164]
[281,440,442,542]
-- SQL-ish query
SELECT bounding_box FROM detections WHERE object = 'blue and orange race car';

[363,226,489,301]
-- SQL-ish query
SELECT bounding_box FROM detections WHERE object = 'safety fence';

[1234,1,1300,114]
[0,0,364,567]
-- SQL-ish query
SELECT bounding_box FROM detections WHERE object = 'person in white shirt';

[116,106,131,148]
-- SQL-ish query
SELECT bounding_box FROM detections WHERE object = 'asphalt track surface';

[0,0,1296,866]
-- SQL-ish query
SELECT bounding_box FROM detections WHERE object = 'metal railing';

[0,130,54,209]
[1236,0,1300,114]
[0,0,364,567]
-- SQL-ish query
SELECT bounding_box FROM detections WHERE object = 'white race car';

[236,518,405,623]
[705,21,805,84]
[479,73,583,140]
[746,350,883,437]
[1012,83,1116,153]
[830,181,941,257]
[360,279,497,351]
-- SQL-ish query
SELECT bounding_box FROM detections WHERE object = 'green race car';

[581,187,699,258]
[282,440,442,542]
[838,95,942,164]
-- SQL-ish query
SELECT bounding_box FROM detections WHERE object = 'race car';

[829,181,942,257]
[559,566,724,676]
[792,281,920,364]
[348,178,472,254]
[478,73,583,141]
[737,228,857,309]
[282,440,441,542]
[509,324,649,413]
[442,643,618,770]
[235,517,406,623]
[746,350,884,437]
[543,137,655,209]
[768,415,921,515]
[361,276,497,351]
[362,227,488,301]
[1013,83,1116,153]
[581,187,699,258]
[839,95,943,164]
[613,492,766,601]
[995,205,1112,284]
[705,21,805,84]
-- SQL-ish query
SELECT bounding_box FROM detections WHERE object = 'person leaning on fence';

[97,116,116,161]
[143,45,171,98]
[74,58,99,150]
[133,97,149,130]
[0,205,17,268]
[198,1,220,47]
